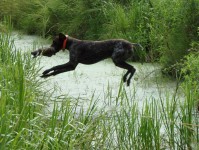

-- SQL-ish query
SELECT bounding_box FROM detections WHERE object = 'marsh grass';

[1,0,199,76]
[0,32,198,149]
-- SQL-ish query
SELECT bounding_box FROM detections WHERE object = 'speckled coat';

[31,33,142,86]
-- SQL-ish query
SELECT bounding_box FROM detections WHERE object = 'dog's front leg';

[41,62,78,78]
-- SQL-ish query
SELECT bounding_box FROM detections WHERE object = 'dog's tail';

[131,43,144,50]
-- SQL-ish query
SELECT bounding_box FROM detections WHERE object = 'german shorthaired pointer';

[31,33,143,86]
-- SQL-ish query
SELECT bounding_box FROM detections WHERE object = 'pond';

[13,32,179,112]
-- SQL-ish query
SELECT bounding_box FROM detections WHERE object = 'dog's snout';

[31,47,56,58]
[41,47,56,57]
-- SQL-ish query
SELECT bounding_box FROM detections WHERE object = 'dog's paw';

[42,69,51,75]
[127,80,131,86]
[40,74,46,78]
[40,74,51,78]
[123,76,127,83]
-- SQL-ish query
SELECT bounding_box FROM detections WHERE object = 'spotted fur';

[31,33,142,86]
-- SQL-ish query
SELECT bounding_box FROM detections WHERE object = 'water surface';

[13,32,179,111]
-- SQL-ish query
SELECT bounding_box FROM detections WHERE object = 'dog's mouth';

[31,47,56,58]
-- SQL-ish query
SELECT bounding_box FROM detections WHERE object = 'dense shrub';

[0,0,199,75]
[181,37,199,93]
[0,3,198,149]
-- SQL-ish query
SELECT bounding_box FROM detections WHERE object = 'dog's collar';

[62,35,68,50]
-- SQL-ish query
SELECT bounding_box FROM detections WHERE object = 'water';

[13,32,179,111]
[12,33,197,149]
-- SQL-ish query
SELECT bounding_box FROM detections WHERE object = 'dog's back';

[71,39,133,64]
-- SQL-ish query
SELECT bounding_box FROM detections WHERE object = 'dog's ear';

[59,33,66,40]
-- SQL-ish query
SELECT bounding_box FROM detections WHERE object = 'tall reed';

[0,31,198,149]
[0,31,45,149]
[1,0,199,72]
[0,3,199,148]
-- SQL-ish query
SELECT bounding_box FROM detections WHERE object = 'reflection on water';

[13,33,179,111]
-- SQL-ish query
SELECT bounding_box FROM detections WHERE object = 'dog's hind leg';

[123,70,131,82]
[126,66,136,86]
[112,46,136,86]
[112,60,136,86]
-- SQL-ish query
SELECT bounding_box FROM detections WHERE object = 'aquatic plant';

[0,1,199,149]
[0,31,198,149]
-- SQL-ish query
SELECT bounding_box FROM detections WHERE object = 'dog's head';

[31,33,68,58]
[51,33,68,52]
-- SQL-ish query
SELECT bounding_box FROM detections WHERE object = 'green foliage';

[1,0,198,65]
[182,42,199,85]
[181,37,199,109]
[157,0,199,72]
[0,32,44,149]
[0,32,198,149]
[0,1,199,148]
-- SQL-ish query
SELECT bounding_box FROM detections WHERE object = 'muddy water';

[13,33,178,111]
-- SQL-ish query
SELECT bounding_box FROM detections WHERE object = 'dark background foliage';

[0,0,199,76]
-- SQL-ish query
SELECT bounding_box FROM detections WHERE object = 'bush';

[159,0,199,74]
[180,25,199,109]
[182,43,199,84]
